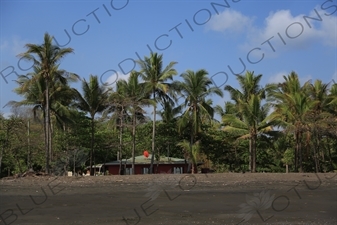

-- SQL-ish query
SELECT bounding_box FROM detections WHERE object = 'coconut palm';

[304,80,337,172]
[326,83,337,170]
[222,95,274,173]
[177,69,223,172]
[176,140,201,174]
[116,71,154,174]
[329,83,337,110]
[16,33,75,174]
[9,65,78,173]
[105,82,130,175]
[73,75,110,175]
[223,71,270,172]
[137,52,178,174]
[214,102,237,118]
[157,99,182,123]
[12,69,77,126]
[267,71,314,172]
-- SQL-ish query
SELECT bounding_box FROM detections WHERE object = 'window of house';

[143,167,149,174]
[125,168,133,175]
[173,167,183,174]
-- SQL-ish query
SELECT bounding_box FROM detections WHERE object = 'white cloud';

[12,36,27,56]
[332,70,337,82]
[207,10,253,34]
[312,9,337,47]
[267,71,312,85]
[105,71,130,88]
[243,9,323,54]
[299,75,312,85]
[268,72,288,84]
[1,36,29,56]
[209,7,337,55]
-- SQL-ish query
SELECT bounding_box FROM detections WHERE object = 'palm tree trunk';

[0,147,3,175]
[190,123,194,174]
[119,107,123,175]
[132,110,136,175]
[150,91,156,174]
[252,132,257,173]
[316,131,321,172]
[313,128,320,173]
[327,137,334,171]
[295,131,299,172]
[249,136,252,172]
[190,106,197,174]
[27,119,31,170]
[90,114,94,176]
[298,131,303,173]
[45,79,50,174]
[48,112,52,172]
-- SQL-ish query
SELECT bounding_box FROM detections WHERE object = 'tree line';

[1,32,336,177]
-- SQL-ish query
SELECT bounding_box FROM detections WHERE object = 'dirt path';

[0,173,336,225]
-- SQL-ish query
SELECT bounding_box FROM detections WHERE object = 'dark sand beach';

[1,173,336,225]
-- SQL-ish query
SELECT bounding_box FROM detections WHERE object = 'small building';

[85,164,104,175]
[103,154,194,175]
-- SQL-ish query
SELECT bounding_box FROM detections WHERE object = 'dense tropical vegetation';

[1,33,337,177]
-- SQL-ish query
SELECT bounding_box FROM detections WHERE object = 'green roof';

[104,154,186,165]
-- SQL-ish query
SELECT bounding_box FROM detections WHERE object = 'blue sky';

[1,0,336,118]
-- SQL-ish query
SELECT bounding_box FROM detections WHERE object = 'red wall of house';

[107,166,120,175]
[105,164,189,175]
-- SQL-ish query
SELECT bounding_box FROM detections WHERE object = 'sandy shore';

[0,173,336,225]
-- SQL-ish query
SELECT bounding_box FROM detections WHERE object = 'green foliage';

[2,44,337,176]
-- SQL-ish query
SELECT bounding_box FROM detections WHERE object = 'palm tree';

[267,72,313,172]
[9,67,78,173]
[222,96,274,173]
[177,140,201,174]
[157,99,182,123]
[223,71,269,172]
[11,68,78,127]
[73,75,110,175]
[16,33,75,174]
[214,101,237,118]
[105,82,131,175]
[177,69,223,173]
[137,52,178,174]
[116,71,154,174]
[329,83,337,110]
[305,80,337,172]
[326,83,337,170]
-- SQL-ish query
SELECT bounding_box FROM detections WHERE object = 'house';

[85,164,104,175]
[102,154,196,175]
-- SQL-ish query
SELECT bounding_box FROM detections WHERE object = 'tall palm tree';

[11,68,78,127]
[137,52,178,174]
[73,75,110,175]
[326,83,337,170]
[222,95,274,172]
[105,82,131,175]
[9,68,78,173]
[177,69,223,173]
[223,71,268,172]
[17,33,75,174]
[305,80,336,172]
[116,71,154,174]
[267,71,313,172]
